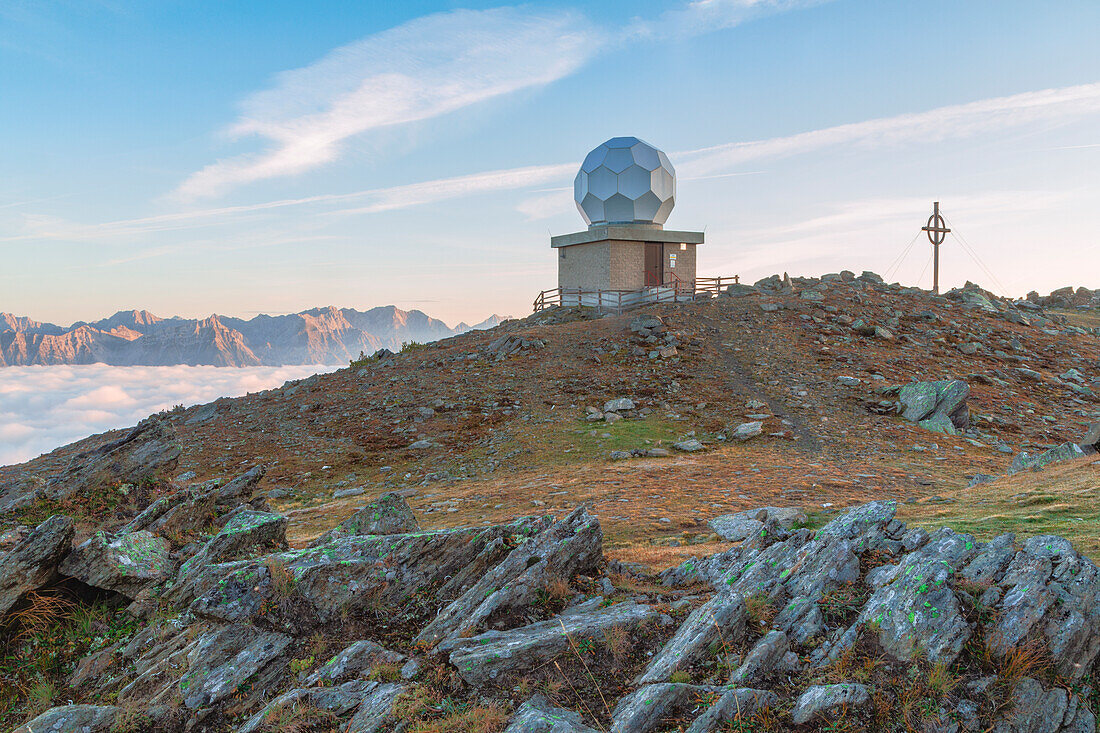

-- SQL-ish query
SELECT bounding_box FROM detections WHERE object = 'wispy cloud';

[9,83,1100,246]
[676,83,1100,177]
[175,8,600,200]
[655,0,832,38]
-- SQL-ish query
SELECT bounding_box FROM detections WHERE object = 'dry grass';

[264,556,297,597]
[898,454,1100,560]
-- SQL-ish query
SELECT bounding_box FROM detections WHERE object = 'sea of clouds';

[0,364,335,467]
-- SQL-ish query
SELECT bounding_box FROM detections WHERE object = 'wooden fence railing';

[533,275,740,315]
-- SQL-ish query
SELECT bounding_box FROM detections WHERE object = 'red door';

[644,243,663,286]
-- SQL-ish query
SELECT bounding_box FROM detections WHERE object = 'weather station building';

[536,137,730,313]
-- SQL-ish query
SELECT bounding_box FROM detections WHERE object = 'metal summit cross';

[921,201,951,294]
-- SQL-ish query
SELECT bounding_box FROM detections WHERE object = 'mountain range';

[0,307,508,367]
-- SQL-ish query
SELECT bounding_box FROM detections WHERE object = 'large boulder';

[44,417,181,500]
[184,517,550,628]
[897,380,970,434]
[309,492,419,546]
[635,593,746,684]
[122,464,266,538]
[59,529,171,598]
[416,506,603,645]
[439,600,656,688]
[505,695,601,733]
[12,704,117,733]
[0,514,73,616]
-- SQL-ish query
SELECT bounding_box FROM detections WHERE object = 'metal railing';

[533,274,740,315]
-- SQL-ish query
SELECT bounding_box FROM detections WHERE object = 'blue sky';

[2,0,1099,325]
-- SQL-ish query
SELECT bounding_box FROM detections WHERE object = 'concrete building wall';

[609,241,647,290]
[557,239,699,291]
[663,242,697,284]
[557,241,610,290]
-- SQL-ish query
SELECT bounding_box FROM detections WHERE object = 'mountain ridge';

[0,306,509,367]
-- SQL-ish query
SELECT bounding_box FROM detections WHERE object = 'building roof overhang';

[550,225,705,249]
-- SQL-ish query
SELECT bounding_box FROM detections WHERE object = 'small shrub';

[744,592,777,629]
[265,557,297,597]
[669,670,692,684]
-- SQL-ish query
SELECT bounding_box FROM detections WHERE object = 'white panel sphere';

[573,137,676,226]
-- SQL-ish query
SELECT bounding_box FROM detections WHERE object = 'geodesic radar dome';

[574,137,676,227]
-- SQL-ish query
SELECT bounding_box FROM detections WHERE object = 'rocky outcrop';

[0,515,73,615]
[896,379,970,434]
[440,600,656,688]
[5,500,1100,733]
[308,492,419,546]
[416,505,603,645]
[43,417,181,501]
[59,529,171,598]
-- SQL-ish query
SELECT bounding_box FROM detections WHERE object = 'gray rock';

[43,417,181,500]
[837,376,862,386]
[726,283,760,297]
[59,530,171,599]
[12,704,117,733]
[187,516,549,627]
[673,439,705,452]
[611,683,724,733]
[898,380,970,431]
[0,514,73,616]
[729,630,789,684]
[179,623,292,709]
[636,593,746,684]
[731,421,763,441]
[791,683,870,724]
[992,677,1096,733]
[505,695,600,732]
[441,601,655,687]
[685,688,779,733]
[333,487,365,499]
[303,639,406,686]
[604,397,635,412]
[122,464,266,537]
[237,680,399,733]
[416,506,603,645]
[327,681,408,733]
[851,527,978,666]
[309,493,420,547]
[709,516,765,542]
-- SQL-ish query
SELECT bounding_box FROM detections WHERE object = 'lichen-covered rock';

[729,630,790,685]
[122,464,266,537]
[685,688,779,733]
[985,535,1100,680]
[302,639,406,686]
[846,527,978,666]
[44,417,181,500]
[11,704,117,733]
[237,680,404,733]
[59,530,171,598]
[992,677,1096,733]
[505,694,601,732]
[176,623,292,709]
[0,514,73,616]
[610,683,724,733]
[897,380,970,433]
[635,593,746,684]
[187,517,549,627]
[416,506,603,645]
[343,682,409,732]
[309,492,420,546]
[440,600,655,688]
[791,683,870,724]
